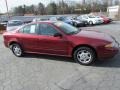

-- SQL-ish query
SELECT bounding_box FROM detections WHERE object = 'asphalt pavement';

[0,21,120,90]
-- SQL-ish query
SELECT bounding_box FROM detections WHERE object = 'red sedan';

[3,21,119,65]
[100,16,112,24]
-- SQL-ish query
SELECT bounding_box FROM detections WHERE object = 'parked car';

[76,16,89,26]
[77,15,103,25]
[66,16,87,27]
[32,18,42,22]
[95,16,104,24]
[100,16,112,24]
[49,17,58,21]
[32,18,48,22]
[58,16,73,25]
[0,21,8,27]
[7,20,24,31]
[3,21,119,65]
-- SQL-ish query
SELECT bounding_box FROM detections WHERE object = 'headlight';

[105,42,119,48]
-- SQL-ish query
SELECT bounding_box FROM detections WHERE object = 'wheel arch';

[9,41,22,49]
[72,44,97,58]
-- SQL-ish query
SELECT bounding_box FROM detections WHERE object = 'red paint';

[3,22,119,60]
[100,16,111,24]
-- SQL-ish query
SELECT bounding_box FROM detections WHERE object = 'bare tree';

[37,2,46,15]
[114,0,120,5]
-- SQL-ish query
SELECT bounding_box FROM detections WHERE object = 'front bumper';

[98,46,119,60]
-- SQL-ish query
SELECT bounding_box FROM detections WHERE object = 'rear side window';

[39,24,58,36]
[20,24,37,34]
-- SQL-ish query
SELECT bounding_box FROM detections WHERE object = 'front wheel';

[73,47,96,65]
[10,43,23,57]
[89,21,93,25]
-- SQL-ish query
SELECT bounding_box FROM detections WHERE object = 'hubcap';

[89,22,92,25]
[77,50,92,64]
[13,45,22,56]
[75,23,77,26]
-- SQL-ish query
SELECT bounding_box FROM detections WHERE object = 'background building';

[107,5,120,19]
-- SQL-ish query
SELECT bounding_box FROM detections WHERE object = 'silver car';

[7,20,24,31]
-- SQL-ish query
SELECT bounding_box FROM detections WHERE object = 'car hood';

[74,30,113,42]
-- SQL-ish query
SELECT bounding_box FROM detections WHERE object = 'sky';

[0,0,119,13]
[0,0,50,13]
[0,0,81,13]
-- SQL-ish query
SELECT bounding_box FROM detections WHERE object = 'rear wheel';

[73,47,96,65]
[73,22,78,27]
[10,43,23,57]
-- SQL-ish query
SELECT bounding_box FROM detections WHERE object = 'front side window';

[39,24,59,36]
[20,24,37,34]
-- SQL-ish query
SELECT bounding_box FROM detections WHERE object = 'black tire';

[89,21,93,26]
[83,24,87,27]
[10,43,23,57]
[73,47,96,65]
[74,22,78,27]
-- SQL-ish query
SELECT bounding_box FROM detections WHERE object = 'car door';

[37,23,69,56]
[18,24,39,52]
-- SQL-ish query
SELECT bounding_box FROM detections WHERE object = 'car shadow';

[22,53,75,63]
[21,52,120,68]
[93,52,120,68]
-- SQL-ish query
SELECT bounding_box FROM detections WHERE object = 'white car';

[7,20,24,31]
[95,16,104,23]
[77,15,103,25]
[32,18,42,22]
[33,18,48,22]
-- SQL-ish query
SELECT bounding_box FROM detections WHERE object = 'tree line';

[11,0,120,16]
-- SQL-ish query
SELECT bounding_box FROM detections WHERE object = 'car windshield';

[7,21,23,27]
[88,16,95,18]
[54,22,80,35]
[82,15,89,19]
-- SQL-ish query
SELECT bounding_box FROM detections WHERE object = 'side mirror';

[54,33,62,37]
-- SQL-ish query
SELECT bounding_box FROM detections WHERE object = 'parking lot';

[0,21,120,90]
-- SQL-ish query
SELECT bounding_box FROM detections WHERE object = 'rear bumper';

[103,20,111,24]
